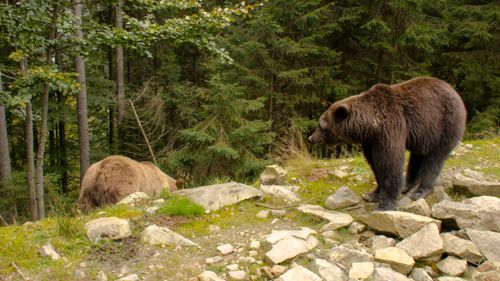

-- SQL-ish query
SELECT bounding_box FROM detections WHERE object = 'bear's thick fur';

[309,77,466,210]
[78,155,180,212]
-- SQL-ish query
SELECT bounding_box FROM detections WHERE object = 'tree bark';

[25,101,37,220]
[376,47,384,84]
[35,0,59,219]
[0,72,13,193]
[55,38,68,194]
[108,5,115,150]
[115,0,125,125]
[72,0,91,182]
[267,46,275,158]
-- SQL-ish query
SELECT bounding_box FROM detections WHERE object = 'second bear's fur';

[309,77,466,210]
[78,155,180,212]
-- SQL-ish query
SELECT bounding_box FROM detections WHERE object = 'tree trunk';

[72,0,91,182]
[0,71,13,193]
[376,47,384,84]
[35,0,59,219]
[267,46,275,158]
[115,0,125,125]
[56,38,68,194]
[26,101,37,220]
[108,5,115,150]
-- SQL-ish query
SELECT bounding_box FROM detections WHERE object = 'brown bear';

[309,77,466,211]
[78,155,182,212]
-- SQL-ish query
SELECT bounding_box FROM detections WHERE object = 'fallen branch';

[129,98,156,165]
[344,205,362,211]
[255,203,295,210]
[0,215,7,227]
[11,262,27,281]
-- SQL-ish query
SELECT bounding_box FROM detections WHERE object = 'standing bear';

[309,77,466,211]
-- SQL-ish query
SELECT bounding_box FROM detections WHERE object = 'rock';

[198,271,225,281]
[116,192,150,205]
[441,233,482,263]
[172,182,263,211]
[96,271,107,281]
[264,228,318,265]
[271,210,287,217]
[39,242,61,261]
[409,268,433,281]
[327,247,375,269]
[349,262,374,279]
[275,266,322,281]
[250,241,260,249]
[432,197,500,232]
[398,196,412,207]
[330,170,349,179]
[374,247,415,275]
[311,258,348,281]
[395,223,444,260]
[256,210,270,218]
[84,217,132,242]
[436,256,468,276]
[74,269,85,279]
[472,261,500,281]
[297,204,354,231]
[116,274,139,281]
[423,266,438,279]
[325,186,360,210]
[367,235,396,252]
[140,224,200,247]
[437,277,466,281]
[371,267,413,281]
[271,265,288,277]
[118,265,134,275]
[348,222,366,234]
[206,256,223,264]
[463,169,485,181]
[145,206,160,214]
[436,188,452,202]
[217,244,234,255]
[260,185,301,202]
[260,165,288,185]
[467,229,500,262]
[453,173,500,197]
[153,198,165,204]
[420,253,443,262]
[209,225,221,233]
[78,262,87,268]
[399,198,432,217]
[358,211,441,239]
[228,271,246,280]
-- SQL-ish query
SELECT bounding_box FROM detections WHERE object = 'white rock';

[453,173,500,197]
[367,235,396,252]
[139,224,200,247]
[328,246,375,269]
[436,256,468,276]
[348,222,366,234]
[395,223,444,260]
[116,274,139,281]
[209,225,221,233]
[297,204,353,228]
[145,206,160,214]
[74,269,85,279]
[463,169,485,181]
[358,211,441,239]
[467,229,500,262]
[330,170,349,179]
[217,243,234,255]
[153,198,165,204]
[275,266,322,281]
[39,242,61,261]
[250,241,260,249]
[84,217,132,242]
[198,271,225,281]
[349,262,374,279]
[256,210,270,218]
[325,186,360,210]
[271,265,288,277]
[374,247,415,275]
[371,267,413,281]
[260,185,301,202]
[264,234,318,266]
[311,258,348,281]
[399,198,432,217]
[116,192,150,205]
[205,256,223,264]
[226,264,238,271]
[228,270,246,280]
[409,268,433,281]
[271,210,287,217]
[260,165,288,185]
[441,233,482,263]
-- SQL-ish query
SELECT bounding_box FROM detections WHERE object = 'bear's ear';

[334,104,349,119]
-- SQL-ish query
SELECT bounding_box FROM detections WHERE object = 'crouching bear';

[309,77,466,211]
[78,155,183,213]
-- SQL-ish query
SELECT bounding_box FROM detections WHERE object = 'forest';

[0,0,499,223]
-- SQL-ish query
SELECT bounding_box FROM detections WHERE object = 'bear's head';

[309,103,351,147]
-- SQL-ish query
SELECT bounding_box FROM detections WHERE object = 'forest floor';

[0,138,499,281]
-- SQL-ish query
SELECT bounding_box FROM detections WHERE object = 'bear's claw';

[362,191,379,203]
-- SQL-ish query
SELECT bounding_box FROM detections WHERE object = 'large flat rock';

[396,223,444,260]
[139,224,200,247]
[467,229,500,262]
[327,246,374,269]
[441,233,482,263]
[358,211,441,239]
[374,247,415,275]
[432,197,500,232]
[264,228,318,266]
[296,204,353,231]
[311,258,348,281]
[453,173,500,197]
[260,185,301,202]
[84,217,132,242]
[371,267,413,281]
[172,182,263,211]
[275,266,322,281]
[325,186,360,210]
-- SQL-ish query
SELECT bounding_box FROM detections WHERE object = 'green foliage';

[158,196,205,217]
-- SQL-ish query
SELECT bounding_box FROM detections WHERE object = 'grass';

[158,195,205,217]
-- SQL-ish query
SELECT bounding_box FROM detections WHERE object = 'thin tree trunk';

[26,101,37,220]
[115,0,124,125]
[72,0,91,181]
[56,38,68,194]
[267,46,275,158]
[138,10,147,83]
[376,47,384,84]
[0,71,13,194]
[108,5,115,150]
[35,0,59,219]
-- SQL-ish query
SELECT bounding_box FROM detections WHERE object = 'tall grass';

[275,127,314,165]
[159,196,205,217]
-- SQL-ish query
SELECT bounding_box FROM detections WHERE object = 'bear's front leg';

[365,142,405,211]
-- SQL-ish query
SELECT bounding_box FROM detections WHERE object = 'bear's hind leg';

[409,151,447,200]
[402,153,423,194]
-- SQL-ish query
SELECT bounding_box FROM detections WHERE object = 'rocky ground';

[1,141,500,281]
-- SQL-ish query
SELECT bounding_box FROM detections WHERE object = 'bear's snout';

[309,128,323,145]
